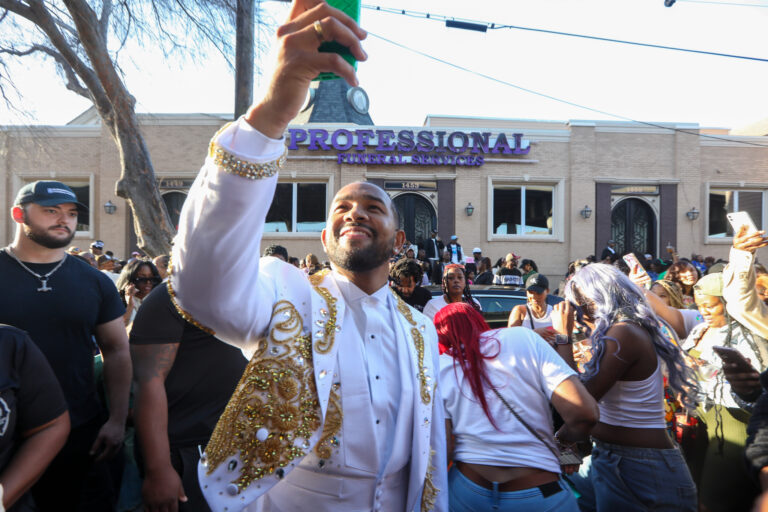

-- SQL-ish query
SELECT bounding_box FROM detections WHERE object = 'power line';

[677,0,768,7]
[366,30,768,148]
[362,5,768,63]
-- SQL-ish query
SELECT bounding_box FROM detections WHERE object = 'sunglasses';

[133,277,161,285]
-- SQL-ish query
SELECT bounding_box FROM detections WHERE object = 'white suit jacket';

[170,120,448,512]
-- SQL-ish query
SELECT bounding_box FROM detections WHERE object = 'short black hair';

[264,244,288,261]
[390,258,423,285]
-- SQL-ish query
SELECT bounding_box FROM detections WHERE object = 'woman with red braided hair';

[423,264,481,321]
[434,302,598,511]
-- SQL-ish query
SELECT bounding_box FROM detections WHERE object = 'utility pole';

[234,0,255,119]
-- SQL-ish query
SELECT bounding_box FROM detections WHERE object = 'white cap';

[473,247,482,253]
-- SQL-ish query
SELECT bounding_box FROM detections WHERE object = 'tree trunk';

[234,0,254,119]
[112,102,175,258]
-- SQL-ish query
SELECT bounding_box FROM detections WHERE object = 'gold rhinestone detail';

[420,449,439,512]
[210,140,287,180]
[393,291,431,405]
[314,385,342,459]
[308,270,337,354]
[167,260,215,335]
[204,300,320,492]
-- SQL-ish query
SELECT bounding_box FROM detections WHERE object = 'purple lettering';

[512,133,530,155]
[308,129,330,150]
[435,131,447,153]
[448,132,469,153]
[397,130,416,152]
[356,129,375,151]
[337,153,347,164]
[491,133,513,154]
[376,130,396,151]
[331,129,353,151]
[470,132,490,154]
[476,156,485,166]
[288,129,308,150]
[416,131,434,152]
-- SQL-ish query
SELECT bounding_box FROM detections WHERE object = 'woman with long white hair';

[555,263,699,511]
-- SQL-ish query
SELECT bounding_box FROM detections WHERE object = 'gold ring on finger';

[313,20,327,43]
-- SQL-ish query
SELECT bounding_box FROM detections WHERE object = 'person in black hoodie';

[389,258,432,312]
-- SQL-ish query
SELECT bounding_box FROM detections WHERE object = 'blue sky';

[3,0,768,129]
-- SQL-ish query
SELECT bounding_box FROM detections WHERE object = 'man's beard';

[24,222,75,249]
[326,223,394,272]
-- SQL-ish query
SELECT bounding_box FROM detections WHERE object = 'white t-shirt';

[679,308,704,338]
[440,327,576,473]
[423,295,481,320]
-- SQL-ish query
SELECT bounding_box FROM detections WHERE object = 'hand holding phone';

[714,345,762,397]
[712,345,755,373]
[728,211,768,254]
[727,211,759,235]
[624,253,651,288]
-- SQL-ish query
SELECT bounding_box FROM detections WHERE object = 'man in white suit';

[168,1,447,511]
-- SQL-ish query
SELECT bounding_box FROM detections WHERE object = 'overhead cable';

[367,31,768,148]
[363,4,768,63]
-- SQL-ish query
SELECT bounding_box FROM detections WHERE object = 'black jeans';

[31,415,123,512]
[135,442,212,512]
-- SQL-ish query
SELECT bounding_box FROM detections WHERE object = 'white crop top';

[524,304,553,331]
[598,358,666,429]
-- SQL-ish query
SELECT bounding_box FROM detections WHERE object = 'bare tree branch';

[0,43,90,98]
[0,0,35,21]
[0,0,261,255]
[99,0,112,45]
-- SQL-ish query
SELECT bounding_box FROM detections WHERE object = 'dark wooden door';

[392,193,437,246]
[611,198,656,257]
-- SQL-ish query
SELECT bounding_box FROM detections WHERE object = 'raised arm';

[723,225,768,339]
[169,0,368,350]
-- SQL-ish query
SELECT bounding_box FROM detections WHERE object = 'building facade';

[2,109,767,279]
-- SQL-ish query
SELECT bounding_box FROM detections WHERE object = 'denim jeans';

[448,465,579,512]
[566,440,697,512]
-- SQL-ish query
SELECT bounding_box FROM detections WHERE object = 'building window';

[492,185,554,236]
[265,182,327,232]
[709,188,764,238]
[22,178,91,235]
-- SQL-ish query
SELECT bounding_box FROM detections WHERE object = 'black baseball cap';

[526,274,549,293]
[14,181,88,211]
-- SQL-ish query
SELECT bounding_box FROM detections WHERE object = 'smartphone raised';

[315,0,361,81]
[623,253,651,287]
[712,345,755,373]
[727,211,759,236]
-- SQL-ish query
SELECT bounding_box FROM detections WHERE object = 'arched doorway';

[162,191,187,231]
[611,198,657,257]
[392,193,437,246]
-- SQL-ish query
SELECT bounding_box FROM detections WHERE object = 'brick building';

[2,82,767,279]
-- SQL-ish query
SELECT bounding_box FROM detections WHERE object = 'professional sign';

[287,128,530,167]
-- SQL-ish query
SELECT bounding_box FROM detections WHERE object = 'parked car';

[426,284,563,328]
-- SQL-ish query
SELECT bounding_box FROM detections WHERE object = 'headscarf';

[652,280,685,309]
[693,272,724,298]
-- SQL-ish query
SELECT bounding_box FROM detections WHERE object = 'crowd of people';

[3,3,768,512]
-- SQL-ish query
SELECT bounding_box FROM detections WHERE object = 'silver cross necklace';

[3,247,68,292]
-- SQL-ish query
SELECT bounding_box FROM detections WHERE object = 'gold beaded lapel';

[392,290,432,405]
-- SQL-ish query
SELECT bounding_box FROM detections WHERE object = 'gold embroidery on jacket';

[420,449,439,512]
[204,300,321,492]
[314,386,342,459]
[166,264,215,335]
[393,292,431,405]
[309,269,338,354]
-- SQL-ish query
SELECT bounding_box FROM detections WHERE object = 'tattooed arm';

[132,342,188,511]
